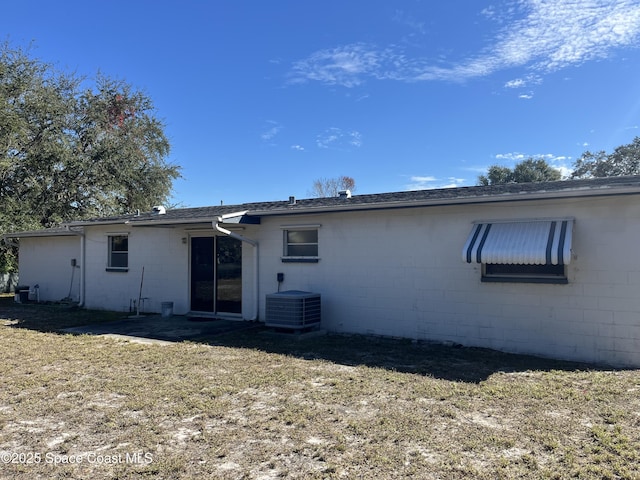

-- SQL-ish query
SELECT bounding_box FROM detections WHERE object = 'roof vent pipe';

[288,196,296,205]
[152,205,166,215]
[338,189,352,199]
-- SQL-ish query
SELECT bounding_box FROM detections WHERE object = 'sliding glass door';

[190,236,241,314]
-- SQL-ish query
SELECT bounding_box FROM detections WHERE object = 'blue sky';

[3,1,640,207]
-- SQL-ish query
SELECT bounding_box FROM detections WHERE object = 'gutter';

[64,226,86,307]
[124,217,222,227]
[213,212,259,321]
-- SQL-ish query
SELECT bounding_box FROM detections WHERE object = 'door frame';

[189,234,242,316]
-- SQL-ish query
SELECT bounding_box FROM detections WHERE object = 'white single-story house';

[6,176,640,367]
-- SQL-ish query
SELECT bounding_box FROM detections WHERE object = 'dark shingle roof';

[77,175,640,224]
[9,176,640,235]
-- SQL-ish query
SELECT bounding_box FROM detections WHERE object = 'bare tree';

[309,176,356,198]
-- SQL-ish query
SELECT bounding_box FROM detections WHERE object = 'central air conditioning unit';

[265,290,321,330]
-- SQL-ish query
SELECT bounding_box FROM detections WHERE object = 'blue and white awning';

[463,219,573,265]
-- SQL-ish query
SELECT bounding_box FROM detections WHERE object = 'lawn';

[1,296,639,479]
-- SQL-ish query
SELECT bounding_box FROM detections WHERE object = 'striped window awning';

[463,219,573,265]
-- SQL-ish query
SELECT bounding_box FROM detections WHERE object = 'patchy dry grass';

[1,296,639,479]
[0,293,123,331]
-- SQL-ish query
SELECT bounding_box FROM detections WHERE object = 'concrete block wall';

[84,225,190,314]
[17,192,640,366]
[18,236,80,302]
[257,195,640,367]
[239,232,258,319]
[82,226,256,318]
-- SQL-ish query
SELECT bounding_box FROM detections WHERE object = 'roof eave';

[250,184,640,216]
[123,215,261,227]
[3,230,79,239]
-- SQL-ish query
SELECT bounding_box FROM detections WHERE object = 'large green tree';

[571,136,640,178]
[0,43,181,272]
[478,158,562,186]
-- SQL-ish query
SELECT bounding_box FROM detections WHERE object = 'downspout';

[213,216,259,321]
[65,226,86,307]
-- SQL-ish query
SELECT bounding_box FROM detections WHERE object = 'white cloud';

[481,5,499,21]
[260,120,283,141]
[288,1,640,87]
[504,74,542,89]
[519,93,534,99]
[289,44,384,87]
[410,175,437,183]
[462,165,494,174]
[405,176,466,190]
[349,130,363,148]
[290,144,305,151]
[495,152,570,163]
[556,165,573,178]
[316,128,363,150]
[316,128,340,148]
[505,78,526,88]
[496,152,527,161]
[492,152,574,178]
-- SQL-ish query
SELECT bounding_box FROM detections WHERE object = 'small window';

[283,229,318,262]
[482,263,567,284]
[108,235,128,271]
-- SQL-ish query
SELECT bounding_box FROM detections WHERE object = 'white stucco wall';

[256,195,640,367]
[18,236,80,302]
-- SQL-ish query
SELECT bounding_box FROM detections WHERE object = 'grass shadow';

[201,326,603,383]
[0,295,126,332]
[1,295,608,383]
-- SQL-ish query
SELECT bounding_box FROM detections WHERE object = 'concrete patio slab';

[62,315,259,343]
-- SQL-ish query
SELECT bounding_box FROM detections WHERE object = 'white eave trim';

[279,224,322,229]
[3,230,80,239]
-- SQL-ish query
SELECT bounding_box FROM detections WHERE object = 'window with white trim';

[282,228,319,262]
[107,235,128,271]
